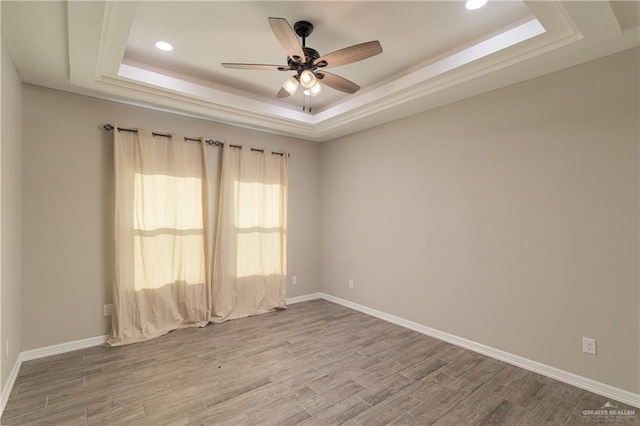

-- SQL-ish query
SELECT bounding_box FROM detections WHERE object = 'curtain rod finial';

[103,124,114,132]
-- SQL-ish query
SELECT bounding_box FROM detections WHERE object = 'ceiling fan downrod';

[293,20,313,47]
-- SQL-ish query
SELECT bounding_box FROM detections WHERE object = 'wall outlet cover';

[582,337,597,355]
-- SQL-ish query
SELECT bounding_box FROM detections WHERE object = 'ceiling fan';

[222,17,383,99]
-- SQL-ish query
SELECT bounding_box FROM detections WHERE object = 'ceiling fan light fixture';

[465,0,487,10]
[299,70,317,89]
[282,76,300,95]
[303,81,323,97]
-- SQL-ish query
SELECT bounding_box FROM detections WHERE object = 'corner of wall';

[0,33,23,416]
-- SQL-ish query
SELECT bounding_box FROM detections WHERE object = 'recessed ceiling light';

[155,41,174,52]
[465,0,488,10]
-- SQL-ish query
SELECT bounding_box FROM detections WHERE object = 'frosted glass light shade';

[283,76,299,95]
[299,70,317,89]
[303,81,322,97]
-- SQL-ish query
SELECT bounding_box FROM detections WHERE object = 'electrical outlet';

[5,340,9,358]
[582,337,597,355]
[348,280,354,289]
[103,304,112,316]
[292,276,297,285]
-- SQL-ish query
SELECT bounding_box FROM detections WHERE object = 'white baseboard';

[20,335,108,362]
[286,293,323,305]
[317,292,640,408]
[0,354,22,419]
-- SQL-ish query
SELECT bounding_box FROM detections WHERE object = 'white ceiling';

[2,1,638,142]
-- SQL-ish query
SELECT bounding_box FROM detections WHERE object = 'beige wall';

[21,85,321,350]
[320,48,639,393]
[16,47,640,395]
[1,36,22,393]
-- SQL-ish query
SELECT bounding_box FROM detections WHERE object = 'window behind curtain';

[133,173,205,290]
[234,180,286,278]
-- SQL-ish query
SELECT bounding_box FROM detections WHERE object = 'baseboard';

[0,354,22,419]
[286,293,323,305]
[20,335,108,362]
[317,293,640,409]
[3,294,638,414]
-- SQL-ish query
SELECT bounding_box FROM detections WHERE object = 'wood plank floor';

[1,300,637,425]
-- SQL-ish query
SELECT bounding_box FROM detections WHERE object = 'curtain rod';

[103,124,289,157]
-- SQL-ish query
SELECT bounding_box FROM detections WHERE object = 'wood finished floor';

[1,300,637,426]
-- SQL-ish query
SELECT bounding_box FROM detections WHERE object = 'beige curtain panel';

[109,129,210,345]
[108,128,288,345]
[212,145,288,322]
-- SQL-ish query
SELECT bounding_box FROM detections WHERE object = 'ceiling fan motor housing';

[287,47,320,72]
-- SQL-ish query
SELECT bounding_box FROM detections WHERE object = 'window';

[233,180,286,278]
[133,173,205,290]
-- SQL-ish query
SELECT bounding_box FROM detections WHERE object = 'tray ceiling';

[2,1,638,141]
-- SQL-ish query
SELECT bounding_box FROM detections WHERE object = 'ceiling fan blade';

[221,63,290,71]
[317,71,360,94]
[314,41,382,68]
[268,17,305,63]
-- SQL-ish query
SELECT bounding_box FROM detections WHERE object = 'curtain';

[211,145,288,322]
[108,129,210,346]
